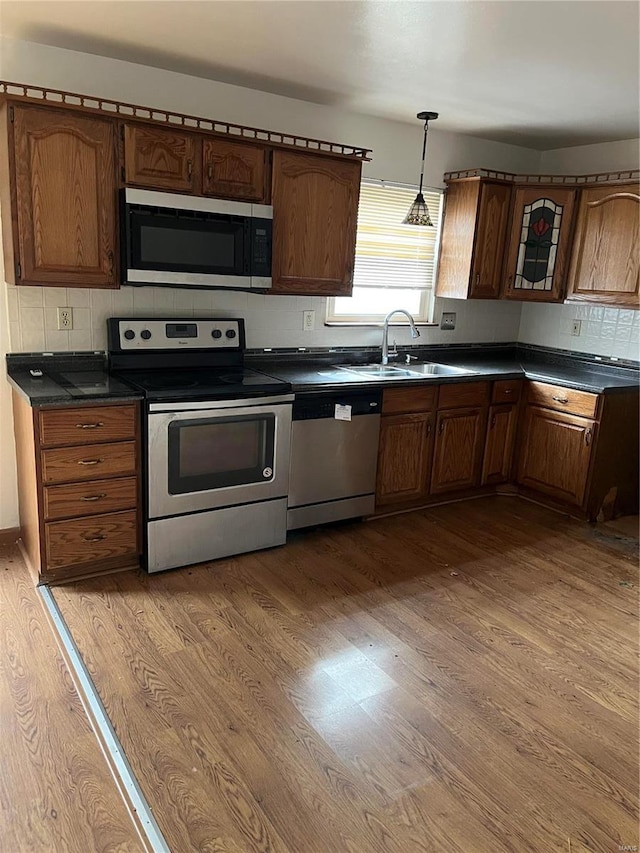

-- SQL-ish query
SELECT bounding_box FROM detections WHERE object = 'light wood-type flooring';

[3,497,639,852]
[0,536,144,852]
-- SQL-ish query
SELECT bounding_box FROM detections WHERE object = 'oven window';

[167,414,275,494]
[130,210,247,275]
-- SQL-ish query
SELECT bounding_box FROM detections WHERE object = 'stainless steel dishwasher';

[287,389,382,530]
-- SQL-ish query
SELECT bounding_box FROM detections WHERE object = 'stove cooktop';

[114,367,291,402]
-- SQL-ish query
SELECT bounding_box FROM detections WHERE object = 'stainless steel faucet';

[381,309,420,364]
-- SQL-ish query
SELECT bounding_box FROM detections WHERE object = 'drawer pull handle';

[82,534,106,542]
[503,389,513,395]
[491,415,497,428]
[552,396,569,404]
[187,159,193,179]
[81,493,107,502]
[207,164,213,180]
[438,421,445,435]
[76,422,104,429]
[78,459,104,466]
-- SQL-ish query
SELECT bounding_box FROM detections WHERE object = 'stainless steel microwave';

[121,188,273,290]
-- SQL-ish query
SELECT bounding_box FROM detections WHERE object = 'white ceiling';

[0,0,638,150]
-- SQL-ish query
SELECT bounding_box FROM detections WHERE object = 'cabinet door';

[124,125,198,192]
[376,413,433,506]
[271,150,361,295]
[203,139,266,202]
[566,183,639,308]
[469,181,511,298]
[517,406,595,506]
[13,106,117,288]
[431,407,486,495]
[482,404,518,485]
[503,186,576,302]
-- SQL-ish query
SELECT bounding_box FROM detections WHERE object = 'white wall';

[539,138,640,174]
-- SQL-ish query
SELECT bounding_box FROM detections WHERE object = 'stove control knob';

[225,329,237,339]
[211,329,222,339]
[123,329,135,341]
[140,329,152,340]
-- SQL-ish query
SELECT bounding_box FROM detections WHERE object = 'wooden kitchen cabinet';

[12,394,141,584]
[270,150,362,295]
[482,404,519,485]
[203,138,267,202]
[517,406,595,506]
[376,413,434,506]
[431,407,487,494]
[3,104,118,288]
[436,178,511,299]
[124,124,199,193]
[565,182,640,308]
[502,186,576,302]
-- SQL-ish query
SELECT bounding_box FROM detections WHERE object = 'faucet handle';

[405,354,419,364]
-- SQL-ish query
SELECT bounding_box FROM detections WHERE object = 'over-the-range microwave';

[121,188,273,290]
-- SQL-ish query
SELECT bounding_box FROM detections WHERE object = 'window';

[326,180,443,324]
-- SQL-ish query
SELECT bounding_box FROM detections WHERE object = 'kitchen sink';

[337,362,477,379]
[337,364,419,378]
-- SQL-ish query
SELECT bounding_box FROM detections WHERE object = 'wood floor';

[3,497,638,852]
[0,537,144,852]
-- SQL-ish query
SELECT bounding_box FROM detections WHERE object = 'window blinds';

[352,181,443,290]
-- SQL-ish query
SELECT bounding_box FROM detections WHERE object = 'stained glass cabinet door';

[503,186,576,302]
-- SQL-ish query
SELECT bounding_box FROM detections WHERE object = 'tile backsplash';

[6,283,523,352]
[518,302,639,362]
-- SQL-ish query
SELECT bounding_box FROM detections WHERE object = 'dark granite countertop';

[6,344,638,406]
[249,344,639,395]
[6,353,143,406]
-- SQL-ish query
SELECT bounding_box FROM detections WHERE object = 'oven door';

[147,396,292,519]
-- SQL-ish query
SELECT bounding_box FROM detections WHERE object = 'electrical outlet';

[571,320,582,337]
[440,312,456,330]
[57,307,73,330]
[303,310,315,331]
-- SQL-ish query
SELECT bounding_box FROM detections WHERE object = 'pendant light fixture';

[403,110,439,226]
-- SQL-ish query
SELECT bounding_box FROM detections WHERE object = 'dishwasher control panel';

[293,392,382,420]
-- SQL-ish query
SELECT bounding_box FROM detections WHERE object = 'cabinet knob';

[107,250,114,277]
[438,421,445,435]
[207,164,213,180]
[490,415,497,428]
[475,273,480,285]
[426,421,432,436]
[585,428,592,447]
[187,159,193,179]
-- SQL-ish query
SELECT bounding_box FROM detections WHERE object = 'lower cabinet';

[517,406,595,507]
[12,393,142,584]
[431,406,487,494]
[482,404,519,485]
[376,412,434,506]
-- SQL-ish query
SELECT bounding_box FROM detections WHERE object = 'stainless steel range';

[108,318,293,573]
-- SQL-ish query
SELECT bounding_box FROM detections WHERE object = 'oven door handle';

[148,394,294,413]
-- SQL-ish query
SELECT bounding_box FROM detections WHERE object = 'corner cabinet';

[503,186,576,302]
[565,182,640,308]
[270,150,362,295]
[436,178,511,299]
[3,104,118,288]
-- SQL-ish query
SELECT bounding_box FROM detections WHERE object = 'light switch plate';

[440,312,456,330]
[303,310,315,331]
[571,320,582,336]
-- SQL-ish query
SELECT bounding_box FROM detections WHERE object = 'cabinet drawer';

[45,510,138,570]
[492,380,523,404]
[41,442,136,484]
[527,382,599,419]
[438,381,490,409]
[382,386,438,414]
[43,477,137,521]
[39,404,137,447]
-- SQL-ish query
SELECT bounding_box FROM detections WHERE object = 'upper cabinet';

[502,186,576,303]
[124,125,198,193]
[565,182,639,308]
[436,178,511,300]
[270,150,362,295]
[202,139,266,202]
[3,105,118,288]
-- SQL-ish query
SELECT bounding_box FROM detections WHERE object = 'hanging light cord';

[417,117,429,197]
